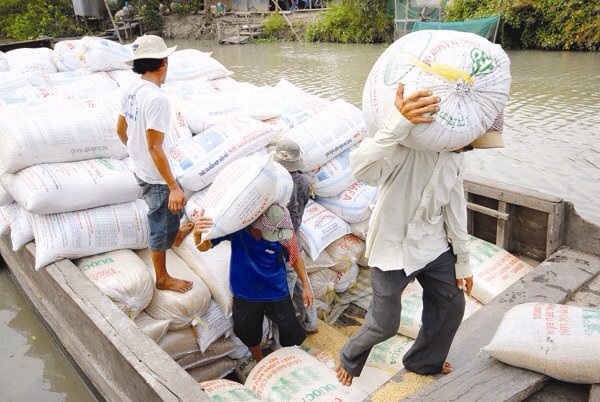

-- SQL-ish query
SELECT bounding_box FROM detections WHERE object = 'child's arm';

[292,253,314,309]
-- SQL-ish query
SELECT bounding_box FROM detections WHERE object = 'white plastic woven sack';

[159,327,201,359]
[0,205,10,236]
[166,49,232,82]
[312,147,355,198]
[7,203,34,251]
[363,30,511,150]
[184,187,210,223]
[301,249,336,274]
[187,357,236,383]
[170,117,275,191]
[32,199,149,270]
[163,78,221,99]
[201,153,280,240]
[325,234,365,273]
[264,97,330,143]
[365,334,414,373]
[5,47,57,74]
[107,69,140,88]
[484,303,600,384]
[245,347,369,401]
[53,37,132,72]
[469,236,535,304]
[138,248,212,330]
[195,300,233,353]
[177,337,237,371]
[317,180,378,224]
[283,99,368,171]
[1,158,140,215]
[299,199,351,260]
[0,186,12,207]
[0,83,49,105]
[308,268,338,308]
[166,105,193,147]
[349,219,370,242]
[173,235,233,318]
[73,249,154,319]
[45,70,90,86]
[200,379,262,401]
[0,96,127,174]
[50,71,119,98]
[134,312,171,342]
[334,263,359,293]
[273,161,293,207]
[0,51,9,72]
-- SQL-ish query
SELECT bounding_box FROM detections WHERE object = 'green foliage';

[0,0,83,40]
[263,12,287,39]
[445,0,600,50]
[141,0,164,31]
[306,0,393,43]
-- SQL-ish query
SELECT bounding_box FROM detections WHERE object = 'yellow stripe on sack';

[409,56,473,84]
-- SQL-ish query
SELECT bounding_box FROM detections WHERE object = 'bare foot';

[441,361,453,374]
[156,275,193,293]
[173,221,194,247]
[335,363,354,386]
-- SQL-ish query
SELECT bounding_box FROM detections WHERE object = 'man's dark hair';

[132,58,165,74]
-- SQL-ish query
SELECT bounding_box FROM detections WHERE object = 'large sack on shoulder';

[317,180,377,224]
[0,96,127,174]
[53,37,132,72]
[73,249,154,319]
[484,303,600,384]
[299,199,351,260]
[1,158,140,215]
[32,199,149,270]
[5,47,57,74]
[201,153,280,240]
[138,248,212,330]
[282,100,368,171]
[469,236,535,304]
[170,117,275,191]
[312,147,356,198]
[173,235,233,318]
[363,30,511,151]
[245,346,369,401]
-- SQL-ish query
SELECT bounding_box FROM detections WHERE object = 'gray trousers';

[339,249,465,376]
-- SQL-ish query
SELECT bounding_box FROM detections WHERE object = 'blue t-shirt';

[212,229,289,302]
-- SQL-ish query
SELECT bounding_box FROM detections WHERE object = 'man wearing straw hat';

[117,35,194,293]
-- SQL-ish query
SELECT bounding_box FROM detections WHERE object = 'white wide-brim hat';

[126,34,177,66]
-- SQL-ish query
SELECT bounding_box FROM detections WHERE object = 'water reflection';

[0,266,96,402]
[168,40,600,224]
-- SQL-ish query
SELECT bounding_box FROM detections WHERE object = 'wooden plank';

[399,246,600,401]
[467,201,509,220]
[546,201,565,258]
[496,201,512,250]
[0,235,210,402]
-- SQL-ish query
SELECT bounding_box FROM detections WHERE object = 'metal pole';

[103,0,123,43]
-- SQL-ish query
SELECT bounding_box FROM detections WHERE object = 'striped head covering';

[251,204,300,265]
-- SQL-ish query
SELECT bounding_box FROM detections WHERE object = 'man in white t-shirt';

[116,35,193,293]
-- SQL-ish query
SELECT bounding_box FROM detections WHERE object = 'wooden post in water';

[270,0,303,44]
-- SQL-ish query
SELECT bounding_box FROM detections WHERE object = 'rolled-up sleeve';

[350,107,414,186]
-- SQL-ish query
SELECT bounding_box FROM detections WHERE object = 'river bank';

[163,9,324,41]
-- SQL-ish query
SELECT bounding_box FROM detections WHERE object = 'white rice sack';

[159,327,200,359]
[73,249,154,318]
[245,346,369,401]
[0,205,10,236]
[195,300,233,353]
[325,234,365,273]
[301,249,336,274]
[5,47,57,74]
[138,248,212,330]
[53,37,132,72]
[0,186,13,206]
[173,235,233,318]
[201,153,279,240]
[134,312,171,343]
[308,268,338,304]
[7,203,34,251]
[45,70,91,86]
[163,78,221,99]
[317,180,378,224]
[363,30,511,150]
[0,51,9,72]
[0,96,127,174]
[177,93,246,134]
[170,117,275,191]
[264,97,330,142]
[283,99,368,171]
[187,357,237,383]
[312,147,355,198]
[469,236,535,304]
[200,379,262,401]
[107,69,140,88]
[184,187,210,223]
[1,158,140,215]
[484,303,600,384]
[177,337,237,371]
[166,49,232,82]
[299,199,351,260]
[0,83,49,105]
[349,219,370,242]
[334,263,359,293]
[273,161,293,207]
[32,199,149,270]
[166,105,193,147]
[365,334,414,373]
[50,71,119,98]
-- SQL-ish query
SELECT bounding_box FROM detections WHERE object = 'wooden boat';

[1,173,598,401]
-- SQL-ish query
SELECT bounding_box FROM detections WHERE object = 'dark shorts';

[232,296,306,348]
[137,178,181,252]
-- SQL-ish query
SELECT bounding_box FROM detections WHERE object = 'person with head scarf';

[193,203,314,362]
